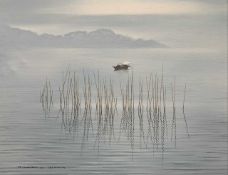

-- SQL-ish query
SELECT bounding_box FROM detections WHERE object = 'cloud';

[36,0,225,15]
[1,0,225,16]
[42,1,202,15]
[9,13,226,48]
[0,0,225,30]
[0,0,77,13]
[0,0,226,48]
[0,0,225,26]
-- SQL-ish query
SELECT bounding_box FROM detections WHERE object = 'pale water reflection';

[0,48,226,175]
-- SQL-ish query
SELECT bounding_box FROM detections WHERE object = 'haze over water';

[0,0,227,174]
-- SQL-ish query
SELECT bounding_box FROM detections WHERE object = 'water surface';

[0,48,226,175]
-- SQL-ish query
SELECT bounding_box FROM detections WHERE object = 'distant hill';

[0,25,167,48]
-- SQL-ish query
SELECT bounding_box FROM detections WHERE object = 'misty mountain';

[0,25,167,48]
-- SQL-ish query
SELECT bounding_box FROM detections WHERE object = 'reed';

[138,79,145,147]
[93,73,118,150]
[119,73,135,149]
[182,84,190,137]
[93,71,103,148]
[40,79,53,117]
[40,69,189,153]
[81,72,93,142]
[58,71,82,132]
[171,78,177,147]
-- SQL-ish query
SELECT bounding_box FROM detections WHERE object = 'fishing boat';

[113,62,130,71]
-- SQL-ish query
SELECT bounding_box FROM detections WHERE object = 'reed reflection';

[40,70,190,155]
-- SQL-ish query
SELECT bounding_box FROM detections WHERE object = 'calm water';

[0,48,227,174]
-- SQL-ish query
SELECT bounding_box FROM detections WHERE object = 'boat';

[113,62,130,71]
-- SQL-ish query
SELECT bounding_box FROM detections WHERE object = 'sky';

[0,0,227,48]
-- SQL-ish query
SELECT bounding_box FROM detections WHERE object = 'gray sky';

[0,0,225,15]
[0,0,226,48]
